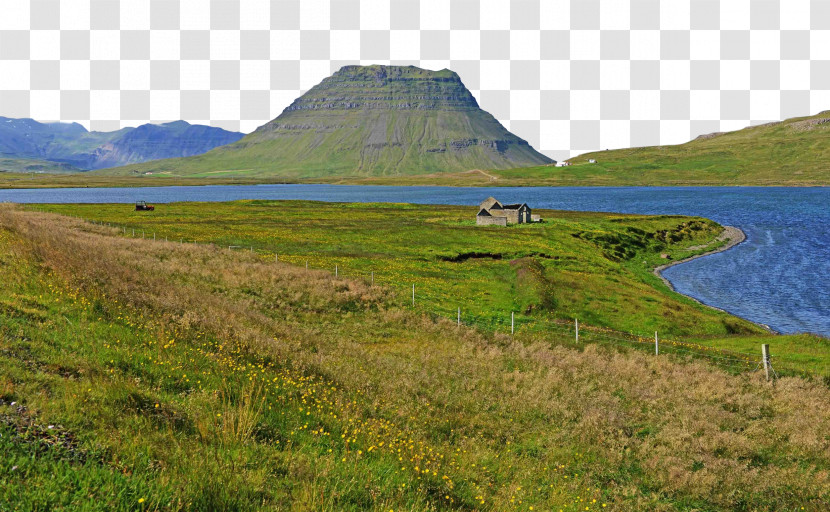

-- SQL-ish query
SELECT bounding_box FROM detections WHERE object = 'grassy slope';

[329,112,830,187]
[0,158,83,174]
[1,205,828,511]
[566,112,830,186]
[8,111,830,187]
[79,111,830,186]
[94,111,550,179]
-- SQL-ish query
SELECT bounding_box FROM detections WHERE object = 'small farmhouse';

[476,197,536,226]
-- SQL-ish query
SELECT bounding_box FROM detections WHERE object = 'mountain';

[0,118,244,171]
[558,111,830,186]
[98,65,554,178]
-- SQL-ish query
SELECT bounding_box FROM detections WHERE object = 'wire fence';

[37,210,828,382]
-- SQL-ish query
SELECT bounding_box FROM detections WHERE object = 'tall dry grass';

[3,205,828,510]
[217,379,268,446]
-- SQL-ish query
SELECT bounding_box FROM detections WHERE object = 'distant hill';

[98,65,554,178]
[0,157,82,174]
[0,118,244,171]
[557,111,830,186]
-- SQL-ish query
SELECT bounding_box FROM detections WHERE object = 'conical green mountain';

[100,65,553,178]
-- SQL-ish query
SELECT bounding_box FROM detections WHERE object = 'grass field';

[36,201,760,337]
[1,203,828,510]
[34,200,829,370]
[0,171,289,189]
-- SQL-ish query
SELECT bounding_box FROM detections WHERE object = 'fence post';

[335,264,338,277]
[412,284,415,306]
[305,260,308,269]
[457,307,460,326]
[762,344,771,381]
[511,312,514,335]
[655,331,659,355]
[371,271,374,285]
[153,233,155,241]
[575,318,579,343]
[275,254,278,262]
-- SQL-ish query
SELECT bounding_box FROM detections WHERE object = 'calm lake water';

[2,184,827,337]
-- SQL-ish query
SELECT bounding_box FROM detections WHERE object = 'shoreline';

[653,225,747,288]
[653,226,775,333]
[2,171,829,190]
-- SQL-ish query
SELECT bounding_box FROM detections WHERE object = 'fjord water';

[2,185,827,336]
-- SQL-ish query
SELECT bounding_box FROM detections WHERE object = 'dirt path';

[465,169,499,181]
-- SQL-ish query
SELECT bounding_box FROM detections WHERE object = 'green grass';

[35,200,827,374]
[2,204,828,510]
[38,201,752,336]
[7,111,830,187]
[0,227,445,511]
[0,157,82,174]
[338,111,830,187]
[83,110,830,186]
[0,171,298,189]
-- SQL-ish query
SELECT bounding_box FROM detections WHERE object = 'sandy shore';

[654,225,746,292]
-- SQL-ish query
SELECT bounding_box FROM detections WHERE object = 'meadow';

[1,202,828,511]
[0,171,281,189]
[35,200,827,371]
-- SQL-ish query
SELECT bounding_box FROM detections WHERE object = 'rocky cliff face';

[0,118,243,171]
[276,66,480,112]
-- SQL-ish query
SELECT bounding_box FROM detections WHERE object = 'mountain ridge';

[95,65,554,178]
[0,118,244,171]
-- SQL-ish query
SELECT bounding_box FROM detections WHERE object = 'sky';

[0,0,828,160]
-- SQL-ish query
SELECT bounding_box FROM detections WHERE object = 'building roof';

[502,203,529,210]
[480,196,503,210]
[476,208,492,217]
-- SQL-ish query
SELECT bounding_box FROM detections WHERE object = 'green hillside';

[95,65,553,179]
[560,111,830,186]
[0,157,82,174]
[304,111,830,187]
[93,107,830,186]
